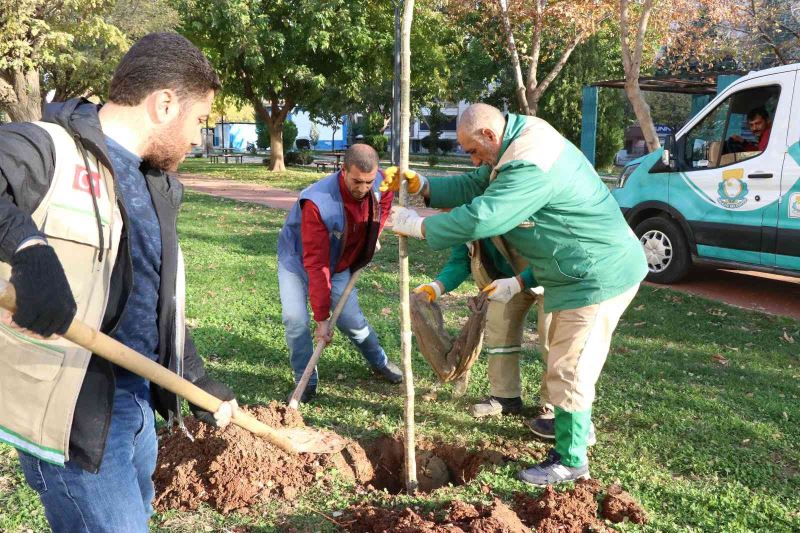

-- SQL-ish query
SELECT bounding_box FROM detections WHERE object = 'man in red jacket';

[277,144,403,403]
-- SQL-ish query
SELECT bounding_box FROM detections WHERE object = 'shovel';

[288,269,361,409]
[0,278,347,455]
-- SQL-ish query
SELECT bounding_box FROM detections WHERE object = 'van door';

[775,70,800,272]
[672,72,794,266]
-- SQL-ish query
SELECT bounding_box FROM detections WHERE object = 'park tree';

[0,0,177,122]
[307,0,458,139]
[536,29,627,169]
[180,0,399,171]
[617,0,732,152]
[447,0,613,116]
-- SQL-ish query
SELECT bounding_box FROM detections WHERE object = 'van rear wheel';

[634,217,691,284]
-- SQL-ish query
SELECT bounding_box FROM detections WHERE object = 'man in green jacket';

[414,237,549,418]
[384,103,647,486]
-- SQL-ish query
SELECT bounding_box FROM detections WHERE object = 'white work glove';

[413,281,443,302]
[389,206,425,239]
[482,276,522,304]
[380,166,428,195]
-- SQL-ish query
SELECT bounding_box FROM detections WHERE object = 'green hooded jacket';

[423,113,647,312]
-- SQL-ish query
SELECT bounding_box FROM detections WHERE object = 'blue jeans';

[278,262,388,387]
[17,384,157,533]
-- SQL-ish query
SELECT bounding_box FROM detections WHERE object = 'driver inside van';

[728,106,772,152]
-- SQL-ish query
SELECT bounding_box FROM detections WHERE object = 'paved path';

[178,173,439,215]
[179,174,800,321]
[659,267,800,320]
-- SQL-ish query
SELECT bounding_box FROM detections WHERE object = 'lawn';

[178,159,326,191]
[1,191,799,532]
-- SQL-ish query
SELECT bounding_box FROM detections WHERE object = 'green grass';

[178,159,325,191]
[2,191,799,531]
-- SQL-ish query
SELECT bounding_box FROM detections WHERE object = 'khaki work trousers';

[484,291,551,399]
[543,284,640,413]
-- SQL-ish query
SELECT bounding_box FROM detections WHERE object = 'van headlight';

[617,163,639,188]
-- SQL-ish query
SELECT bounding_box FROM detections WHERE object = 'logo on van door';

[717,168,748,209]
[789,193,800,219]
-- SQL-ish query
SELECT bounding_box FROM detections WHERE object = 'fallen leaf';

[634,304,645,311]
[782,411,789,421]
[633,321,647,327]
[381,307,392,316]
[711,354,730,366]
[782,331,795,344]
[687,311,696,316]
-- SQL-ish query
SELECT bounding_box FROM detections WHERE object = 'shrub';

[437,138,455,154]
[296,138,311,150]
[364,134,388,154]
[285,150,314,165]
[427,154,439,167]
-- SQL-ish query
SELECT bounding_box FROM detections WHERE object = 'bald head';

[457,103,506,167]
[343,143,379,173]
[457,103,506,139]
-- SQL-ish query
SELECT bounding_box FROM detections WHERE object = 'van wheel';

[634,217,691,284]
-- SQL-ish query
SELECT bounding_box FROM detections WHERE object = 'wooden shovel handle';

[288,269,361,409]
[0,278,298,454]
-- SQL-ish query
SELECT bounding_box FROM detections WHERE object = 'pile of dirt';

[345,498,530,533]
[601,483,649,524]
[514,479,648,531]
[345,480,647,532]
[514,479,606,532]
[154,402,369,514]
[154,406,507,514]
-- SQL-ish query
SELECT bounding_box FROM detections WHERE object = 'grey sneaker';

[518,449,590,486]
[469,396,523,418]
[373,360,403,384]
[524,417,597,446]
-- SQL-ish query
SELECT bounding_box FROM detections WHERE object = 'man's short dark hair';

[109,32,221,106]
[747,107,769,121]
[343,144,379,172]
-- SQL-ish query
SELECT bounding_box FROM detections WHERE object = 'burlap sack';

[410,292,488,382]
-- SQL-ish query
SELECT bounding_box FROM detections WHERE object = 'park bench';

[313,160,335,172]
[209,154,244,164]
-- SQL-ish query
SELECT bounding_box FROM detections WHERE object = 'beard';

[142,121,189,171]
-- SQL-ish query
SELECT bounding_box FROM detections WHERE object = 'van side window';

[683,85,780,171]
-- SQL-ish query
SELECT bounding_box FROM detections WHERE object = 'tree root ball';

[410,450,451,492]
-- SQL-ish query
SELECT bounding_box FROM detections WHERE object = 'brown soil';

[154,405,647,527]
[154,403,327,514]
[514,479,607,532]
[154,406,510,514]
[601,483,649,524]
[345,498,531,533]
[362,436,508,494]
[345,479,649,532]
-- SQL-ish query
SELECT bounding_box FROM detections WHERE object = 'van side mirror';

[661,134,676,170]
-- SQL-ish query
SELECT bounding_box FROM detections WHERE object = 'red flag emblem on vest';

[73,165,101,198]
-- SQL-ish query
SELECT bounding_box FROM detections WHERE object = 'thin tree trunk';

[399,0,417,495]
[526,28,590,116]
[0,68,43,122]
[619,0,660,152]
[497,0,530,115]
[267,119,286,171]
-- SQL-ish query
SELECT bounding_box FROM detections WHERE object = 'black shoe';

[288,383,317,404]
[469,396,523,417]
[373,360,403,384]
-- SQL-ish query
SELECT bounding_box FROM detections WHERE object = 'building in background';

[292,111,348,151]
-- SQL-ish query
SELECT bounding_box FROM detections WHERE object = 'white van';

[611,63,800,283]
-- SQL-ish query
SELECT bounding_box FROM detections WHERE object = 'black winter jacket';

[0,98,221,473]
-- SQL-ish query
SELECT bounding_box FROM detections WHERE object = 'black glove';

[10,245,77,337]
[189,375,235,427]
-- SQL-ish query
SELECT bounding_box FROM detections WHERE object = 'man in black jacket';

[0,33,237,532]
